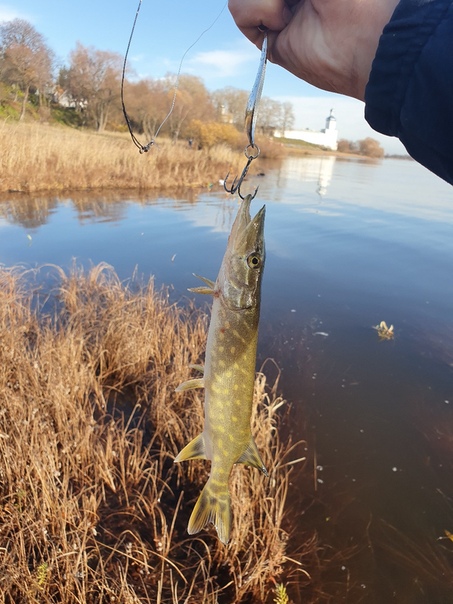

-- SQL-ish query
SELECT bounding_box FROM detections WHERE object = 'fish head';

[218,195,265,311]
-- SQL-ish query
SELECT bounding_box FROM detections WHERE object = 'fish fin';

[188,274,216,295]
[189,364,204,374]
[188,478,231,545]
[188,286,215,295]
[237,438,268,476]
[175,378,205,392]
[193,273,215,288]
[174,433,207,462]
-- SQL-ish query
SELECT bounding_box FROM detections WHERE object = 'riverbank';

[0,263,312,603]
[0,121,247,194]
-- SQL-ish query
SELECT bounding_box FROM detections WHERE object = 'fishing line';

[121,0,227,153]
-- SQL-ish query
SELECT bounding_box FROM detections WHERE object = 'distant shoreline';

[281,139,410,161]
[0,120,410,195]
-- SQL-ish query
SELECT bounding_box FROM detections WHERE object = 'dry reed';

[0,263,312,603]
[0,121,243,193]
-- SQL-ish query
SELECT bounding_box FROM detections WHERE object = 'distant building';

[274,109,338,151]
[218,103,234,124]
[52,86,87,110]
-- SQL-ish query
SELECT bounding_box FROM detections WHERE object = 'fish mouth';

[229,194,265,253]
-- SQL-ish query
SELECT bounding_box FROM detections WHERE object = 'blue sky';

[0,0,406,153]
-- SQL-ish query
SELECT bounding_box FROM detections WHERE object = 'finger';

[228,0,291,44]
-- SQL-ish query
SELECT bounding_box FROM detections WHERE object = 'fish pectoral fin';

[174,433,207,462]
[175,378,205,392]
[188,364,204,374]
[188,479,231,545]
[193,273,215,288]
[237,438,268,476]
[189,274,216,295]
[188,286,215,295]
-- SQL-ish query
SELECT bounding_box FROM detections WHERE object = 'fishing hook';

[223,144,260,200]
[224,32,268,199]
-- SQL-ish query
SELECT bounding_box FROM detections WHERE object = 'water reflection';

[268,155,336,197]
[0,156,453,602]
[0,187,206,229]
[0,194,60,229]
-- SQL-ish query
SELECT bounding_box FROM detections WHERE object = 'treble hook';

[224,32,268,200]
[224,144,260,199]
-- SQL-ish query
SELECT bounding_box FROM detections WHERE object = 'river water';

[1,156,452,602]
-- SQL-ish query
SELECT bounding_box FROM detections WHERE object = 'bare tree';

[166,74,215,141]
[212,88,295,140]
[0,18,54,119]
[62,43,122,131]
[257,97,282,136]
[279,101,295,133]
[122,78,170,140]
[337,138,355,153]
[359,137,384,158]
[120,73,215,142]
[211,86,249,128]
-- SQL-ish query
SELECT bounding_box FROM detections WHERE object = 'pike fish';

[174,194,267,544]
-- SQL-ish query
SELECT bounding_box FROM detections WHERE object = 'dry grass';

[0,263,312,603]
[0,121,243,193]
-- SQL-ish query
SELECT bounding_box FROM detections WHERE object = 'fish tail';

[187,478,231,545]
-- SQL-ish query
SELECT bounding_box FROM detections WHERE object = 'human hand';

[228,0,400,101]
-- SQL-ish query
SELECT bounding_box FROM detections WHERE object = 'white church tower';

[325,109,336,132]
[323,109,338,150]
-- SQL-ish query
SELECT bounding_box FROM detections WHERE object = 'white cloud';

[0,4,31,22]
[130,53,145,64]
[274,94,408,155]
[186,42,258,80]
[130,34,261,89]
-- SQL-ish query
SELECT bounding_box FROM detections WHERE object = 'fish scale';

[174,194,267,544]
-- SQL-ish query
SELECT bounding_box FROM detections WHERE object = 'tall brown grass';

[0,263,312,603]
[0,121,244,193]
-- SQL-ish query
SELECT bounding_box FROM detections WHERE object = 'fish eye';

[246,253,261,269]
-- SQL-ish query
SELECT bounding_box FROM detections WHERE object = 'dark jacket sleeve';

[365,0,453,185]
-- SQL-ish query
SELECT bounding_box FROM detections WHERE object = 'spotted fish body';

[175,195,266,544]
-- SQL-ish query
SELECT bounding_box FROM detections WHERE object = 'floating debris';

[373,320,394,340]
[438,529,453,543]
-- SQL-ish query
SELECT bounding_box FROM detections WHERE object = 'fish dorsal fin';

[175,378,204,392]
[237,438,268,476]
[188,274,216,295]
[174,433,207,462]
